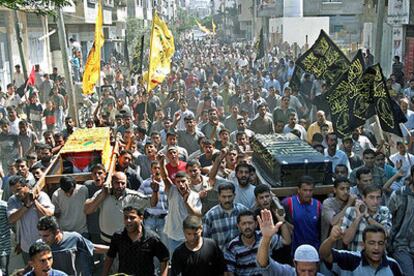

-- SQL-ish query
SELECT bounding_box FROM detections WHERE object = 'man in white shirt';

[390,141,414,180]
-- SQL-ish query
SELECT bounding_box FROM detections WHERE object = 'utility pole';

[252,0,256,42]
[13,11,28,79]
[374,0,385,64]
[56,7,79,127]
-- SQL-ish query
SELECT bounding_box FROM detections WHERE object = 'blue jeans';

[0,255,9,276]
[167,238,183,256]
[393,250,414,276]
[144,216,167,246]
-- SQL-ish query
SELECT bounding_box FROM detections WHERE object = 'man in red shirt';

[165,146,187,180]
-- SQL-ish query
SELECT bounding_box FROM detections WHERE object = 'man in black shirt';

[102,205,169,276]
[171,215,225,276]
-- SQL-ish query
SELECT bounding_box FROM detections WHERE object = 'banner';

[131,35,144,75]
[296,30,350,87]
[255,28,265,61]
[82,0,104,95]
[196,19,212,34]
[318,50,366,137]
[143,13,175,92]
[319,51,406,137]
[289,65,304,92]
[212,19,216,34]
[124,31,130,69]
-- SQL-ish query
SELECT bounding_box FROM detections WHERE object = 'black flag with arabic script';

[367,64,407,137]
[317,51,406,138]
[316,50,367,137]
[255,28,265,61]
[295,30,350,88]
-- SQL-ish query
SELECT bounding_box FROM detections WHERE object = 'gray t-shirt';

[52,185,88,233]
[177,130,205,155]
[7,192,55,252]
[234,182,256,209]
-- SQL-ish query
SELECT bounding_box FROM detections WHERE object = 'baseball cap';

[294,245,320,262]
[167,145,178,152]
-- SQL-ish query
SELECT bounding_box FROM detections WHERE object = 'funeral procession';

[0,0,414,275]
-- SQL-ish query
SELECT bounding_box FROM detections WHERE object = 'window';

[238,4,241,14]
[333,25,344,32]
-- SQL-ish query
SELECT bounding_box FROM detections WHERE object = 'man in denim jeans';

[138,160,168,246]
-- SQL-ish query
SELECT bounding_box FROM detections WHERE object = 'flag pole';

[145,10,156,115]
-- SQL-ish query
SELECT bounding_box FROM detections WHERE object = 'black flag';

[368,64,407,137]
[131,35,145,75]
[318,51,407,138]
[317,50,366,137]
[124,31,130,68]
[289,66,304,92]
[255,28,265,61]
[296,30,350,88]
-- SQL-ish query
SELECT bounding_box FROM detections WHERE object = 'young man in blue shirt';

[282,175,322,254]
[25,241,67,276]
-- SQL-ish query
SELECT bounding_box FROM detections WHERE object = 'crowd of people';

[0,36,413,276]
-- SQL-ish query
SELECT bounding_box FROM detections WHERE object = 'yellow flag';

[82,1,104,95]
[143,13,175,92]
[212,19,216,34]
[195,19,211,35]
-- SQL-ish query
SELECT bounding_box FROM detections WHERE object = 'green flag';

[255,28,265,61]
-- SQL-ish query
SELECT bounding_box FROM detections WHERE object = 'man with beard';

[319,225,402,275]
[116,150,142,190]
[25,241,67,276]
[102,205,169,276]
[171,215,225,276]
[224,210,288,275]
[84,171,149,244]
[15,158,36,187]
[250,104,274,135]
[34,143,53,169]
[203,182,249,249]
[282,175,322,254]
[61,117,76,141]
[231,163,256,209]
[157,153,202,255]
[7,176,54,262]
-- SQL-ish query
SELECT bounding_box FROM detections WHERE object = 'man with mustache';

[224,210,289,275]
[84,171,150,244]
[232,163,256,209]
[203,182,249,249]
[319,224,402,275]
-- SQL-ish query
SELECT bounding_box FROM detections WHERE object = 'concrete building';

[0,9,52,88]
[188,0,211,18]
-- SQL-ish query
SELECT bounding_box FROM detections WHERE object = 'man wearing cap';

[320,224,402,275]
[176,114,205,155]
[164,146,187,180]
[257,209,323,275]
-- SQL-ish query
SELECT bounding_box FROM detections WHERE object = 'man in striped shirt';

[224,210,288,275]
[0,199,10,276]
[203,182,249,249]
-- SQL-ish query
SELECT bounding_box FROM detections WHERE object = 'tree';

[0,0,70,14]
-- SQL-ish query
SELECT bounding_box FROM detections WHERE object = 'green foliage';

[0,0,71,14]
